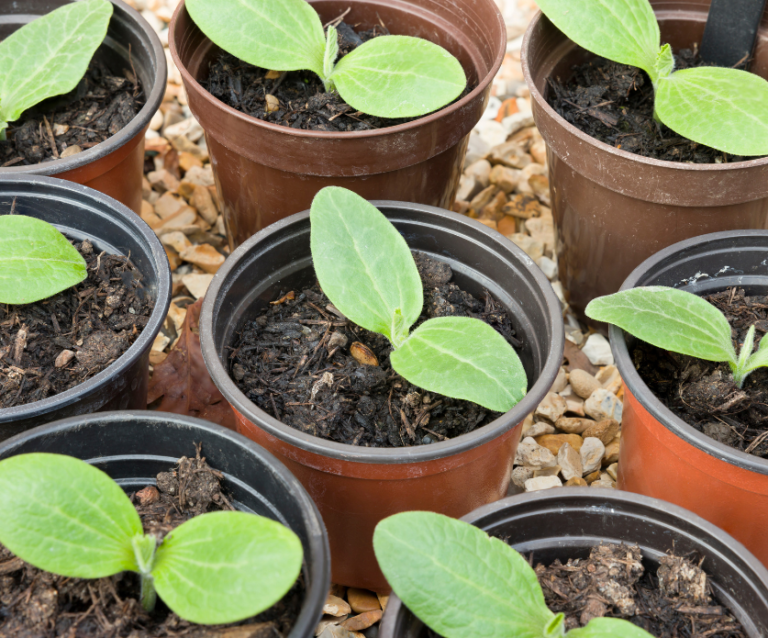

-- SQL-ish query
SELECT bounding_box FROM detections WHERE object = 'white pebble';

[582,333,614,366]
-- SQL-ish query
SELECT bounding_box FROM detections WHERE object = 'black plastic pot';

[0,0,166,215]
[199,201,564,591]
[0,411,331,638]
[380,488,768,638]
[0,175,171,441]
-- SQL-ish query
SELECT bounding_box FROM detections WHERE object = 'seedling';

[310,186,527,413]
[586,286,768,388]
[0,0,112,140]
[0,215,87,304]
[0,453,303,625]
[374,511,654,638]
[536,0,768,155]
[185,0,466,118]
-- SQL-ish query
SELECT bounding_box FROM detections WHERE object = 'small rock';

[182,273,214,299]
[342,611,382,632]
[535,433,584,455]
[136,485,160,506]
[537,256,557,280]
[509,233,544,262]
[180,244,225,274]
[597,364,623,395]
[347,588,380,613]
[564,477,588,487]
[525,475,562,491]
[465,130,492,166]
[476,119,508,148]
[164,116,204,142]
[60,145,83,157]
[606,463,619,482]
[533,465,561,478]
[489,164,521,193]
[149,110,163,131]
[524,216,554,256]
[465,159,492,187]
[555,417,593,434]
[503,193,541,219]
[591,475,616,489]
[151,333,170,358]
[501,112,535,136]
[557,442,583,481]
[530,140,547,165]
[515,437,557,469]
[170,133,209,161]
[603,435,621,467]
[154,206,198,233]
[179,165,215,197]
[323,594,352,617]
[147,168,180,193]
[160,231,192,254]
[214,215,227,236]
[154,192,186,219]
[585,388,623,423]
[511,466,535,489]
[318,625,356,638]
[534,392,567,423]
[569,369,601,399]
[488,140,532,169]
[581,437,606,475]
[54,350,75,368]
[551,367,568,394]
[477,190,508,222]
[497,215,518,236]
[456,175,481,202]
[469,185,500,214]
[582,418,620,446]
[167,303,187,334]
[377,593,389,612]
[139,201,162,230]
[582,333,614,366]
[522,421,555,438]
[164,246,181,271]
[316,616,348,636]
[584,470,602,484]
[178,151,203,172]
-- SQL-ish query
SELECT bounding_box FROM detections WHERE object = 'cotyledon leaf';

[0,0,112,130]
[0,215,87,304]
[567,617,654,638]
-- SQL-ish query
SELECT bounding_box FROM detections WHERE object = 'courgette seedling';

[185,0,466,118]
[0,0,112,140]
[0,453,303,625]
[0,215,88,304]
[374,511,654,638]
[586,286,768,388]
[536,0,768,155]
[310,186,527,413]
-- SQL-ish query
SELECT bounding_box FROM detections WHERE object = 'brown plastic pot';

[169,0,506,249]
[610,230,768,567]
[0,0,166,215]
[522,1,768,324]
[0,175,172,442]
[380,489,768,637]
[199,201,564,591]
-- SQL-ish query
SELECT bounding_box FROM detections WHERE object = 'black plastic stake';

[700,0,767,68]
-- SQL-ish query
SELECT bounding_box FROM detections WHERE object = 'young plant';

[374,511,654,638]
[0,453,303,625]
[310,186,527,413]
[0,0,112,140]
[586,286,768,388]
[185,0,466,118]
[535,0,768,156]
[0,215,88,304]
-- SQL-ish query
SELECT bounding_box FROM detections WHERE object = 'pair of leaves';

[310,187,527,413]
[0,215,87,304]
[0,0,112,135]
[0,453,302,625]
[374,512,653,638]
[586,286,768,388]
[185,0,466,118]
[535,0,768,155]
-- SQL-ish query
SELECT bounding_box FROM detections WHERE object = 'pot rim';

[200,201,564,465]
[521,10,768,173]
[610,229,768,476]
[168,0,506,142]
[1,0,166,176]
[0,174,172,422]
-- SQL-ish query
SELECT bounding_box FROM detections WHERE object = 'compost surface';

[0,56,144,167]
[0,447,303,637]
[229,252,522,448]
[0,237,153,409]
[635,287,768,457]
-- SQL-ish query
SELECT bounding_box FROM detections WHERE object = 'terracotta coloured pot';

[610,230,768,566]
[380,489,768,637]
[0,175,171,442]
[522,1,768,324]
[169,0,506,249]
[0,0,166,215]
[199,201,564,591]
[0,411,331,638]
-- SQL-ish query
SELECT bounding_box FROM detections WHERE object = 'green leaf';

[185,0,325,77]
[0,0,112,129]
[585,287,737,365]
[534,0,659,78]
[330,35,466,118]
[0,453,142,578]
[390,316,527,412]
[0,215,87,304]
[374,512,554,638]
[566,617,654,638]
[323,24,339,85]
[655,67,768,155]
[654,43,674,81]
[153,511,303,625]
[743,330,768,376]
[310,186,422,343]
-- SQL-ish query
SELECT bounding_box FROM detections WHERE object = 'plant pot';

[609,229,768,567]
[199,200,564,591]
[380,488,768,637]
[0,175,171,441]
[0,410,331,638]
[169,0,506,249]
[0,0,166,215]
[521,0,768,325]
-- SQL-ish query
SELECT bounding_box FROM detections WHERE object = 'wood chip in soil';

[634,287,768,457]
[229,252,523,448]
[0,445,304,637]
[0,238,153,409]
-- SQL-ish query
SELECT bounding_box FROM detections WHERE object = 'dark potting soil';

[0,237,153,409]
[427,544,746,638]
[203,20,472,132]
[0,56,144,167]
[634,288,768,457]
[229,252,523,448]
[0,446,304,637]
[547,47,758,163]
